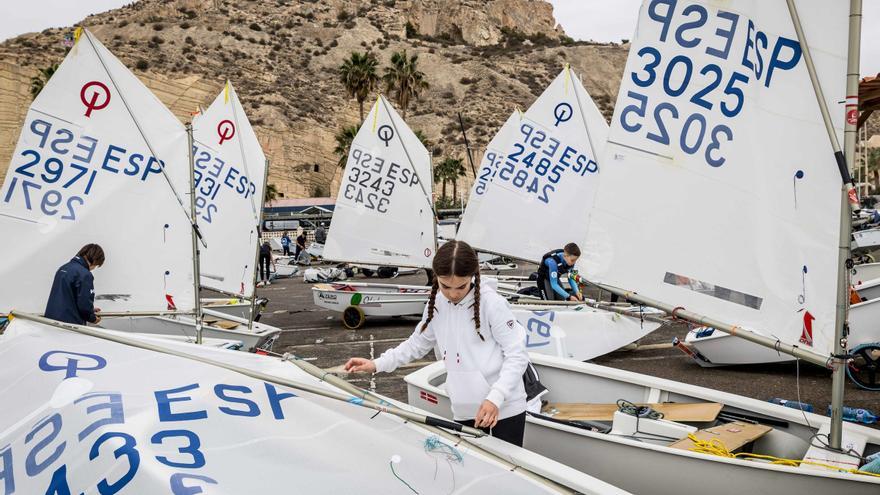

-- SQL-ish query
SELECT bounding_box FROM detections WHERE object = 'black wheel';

[342,305,366,329]
[361,268,375,278]
[847,344,880,391]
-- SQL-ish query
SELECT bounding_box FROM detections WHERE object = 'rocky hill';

[0,0,630,199]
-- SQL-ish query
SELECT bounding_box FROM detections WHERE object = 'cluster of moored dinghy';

[2,0,880,493]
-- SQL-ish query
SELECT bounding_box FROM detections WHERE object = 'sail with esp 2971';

[0,29,195,315]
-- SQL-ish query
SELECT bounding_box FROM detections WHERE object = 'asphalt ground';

[248,262,880,422]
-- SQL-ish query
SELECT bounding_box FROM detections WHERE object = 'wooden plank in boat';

[669,422,772,452]
[541,402,724,422]
[202,317,239,330]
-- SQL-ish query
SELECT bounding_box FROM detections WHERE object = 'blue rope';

[424,436,463,464]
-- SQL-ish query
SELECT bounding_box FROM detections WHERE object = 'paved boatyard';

[242,263,879,419]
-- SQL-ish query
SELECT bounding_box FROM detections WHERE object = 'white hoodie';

[374,278,529,421]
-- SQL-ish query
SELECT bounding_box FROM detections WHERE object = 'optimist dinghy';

[0,29,278,350]
[454,67,665,359]
[410,1,880,492]
[315,95,437,327]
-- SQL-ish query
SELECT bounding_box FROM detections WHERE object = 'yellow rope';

[371,97,381,132]
[686,433,880,478]
[563,63,571,95]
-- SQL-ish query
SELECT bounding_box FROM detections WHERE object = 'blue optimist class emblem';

[553,102,573,127]
[39,351,107,379]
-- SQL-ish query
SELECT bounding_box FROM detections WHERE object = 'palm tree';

[264,183,279,205]
[30,63,59,99]
[339,52,379,121]
[433,157,465,201]
[334,125,359,168]
[413,129,432,150]
[383,50,429,119]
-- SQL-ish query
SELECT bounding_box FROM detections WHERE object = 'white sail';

[0,318,596,494]
[457,109,521,248]
[0,29,194,314]
[323,96,435,268]
[582,0,847,356]
[457,67,608,262]
[192,82,265,297]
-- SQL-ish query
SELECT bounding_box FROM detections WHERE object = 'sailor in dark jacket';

[45,244,105,325]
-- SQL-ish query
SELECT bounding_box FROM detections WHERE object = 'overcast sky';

[0,0,876,75]
[548,0,879,76]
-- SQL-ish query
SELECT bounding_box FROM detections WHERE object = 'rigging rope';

[686,433,880,478]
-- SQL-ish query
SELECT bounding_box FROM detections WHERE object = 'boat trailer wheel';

[342,305,366,329]
[847,343,880,391]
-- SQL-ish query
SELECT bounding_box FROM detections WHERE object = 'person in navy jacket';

[45,244,105,325]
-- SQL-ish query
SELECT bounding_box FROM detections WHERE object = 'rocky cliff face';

[0,0,628,199]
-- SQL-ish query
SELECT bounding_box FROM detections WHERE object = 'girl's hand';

[344,357,376,373]
[475,400,499,428]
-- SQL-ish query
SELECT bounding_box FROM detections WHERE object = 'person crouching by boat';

[344,240,530,446]
[45,244,104,325]
[537,243,584,302]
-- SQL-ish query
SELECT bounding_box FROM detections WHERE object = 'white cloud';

[0,0,132,43]
[548,0,879,76]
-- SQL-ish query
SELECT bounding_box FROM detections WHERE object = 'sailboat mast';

[429,150,438,255]
[248,158,270,330]
[784,0,860,451]
[186,123,204,344]
[834,0,863,449]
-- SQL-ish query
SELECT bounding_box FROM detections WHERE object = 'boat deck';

[232,263,880,422]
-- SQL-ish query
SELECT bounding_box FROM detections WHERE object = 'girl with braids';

[344,240,530,445]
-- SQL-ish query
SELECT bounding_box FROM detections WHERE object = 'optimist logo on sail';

[553,103,573,127]
[217,119,235,145]
[38,350,107,379]
[79,81,110,117]
[377,125,394,146]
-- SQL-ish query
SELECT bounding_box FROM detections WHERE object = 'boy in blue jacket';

[537,243,583,301]
[45,244,104,325]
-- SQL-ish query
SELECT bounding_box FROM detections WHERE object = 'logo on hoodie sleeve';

[506,319,515,329]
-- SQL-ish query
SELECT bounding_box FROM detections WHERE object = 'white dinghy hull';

[406,354,880,495]
[511,304,664,361]
[311,282,430,317]
[853,228,880,253]
[854,277,880,301]
[687,297,880,366]
[851,262,880,286]
[100,308,280,352]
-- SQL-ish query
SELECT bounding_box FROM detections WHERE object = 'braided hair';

[421,240,483,340]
